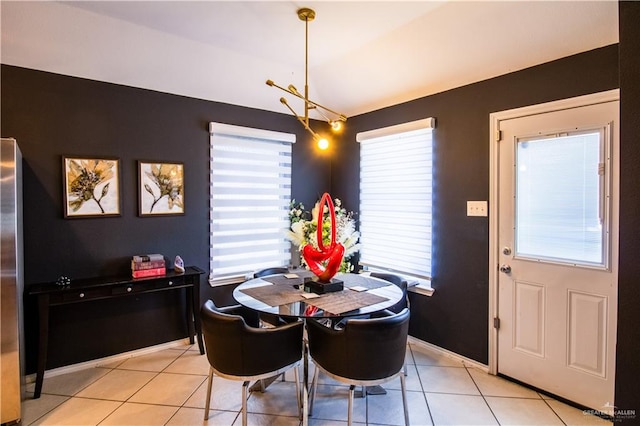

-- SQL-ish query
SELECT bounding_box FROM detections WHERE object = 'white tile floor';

[21,341,612,425]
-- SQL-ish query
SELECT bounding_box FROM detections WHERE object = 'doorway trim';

[488,89,620,375]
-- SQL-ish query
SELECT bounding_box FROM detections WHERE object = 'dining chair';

[200,299,303,425]
[253,267,289,278]
[252,267,292,327]
[369,272,410,379]
[370,272,409,314]
[306,308,411,426]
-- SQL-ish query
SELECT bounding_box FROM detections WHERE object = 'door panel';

[513,280,545,357]
[496,97,618,411]
[567,290,607,377]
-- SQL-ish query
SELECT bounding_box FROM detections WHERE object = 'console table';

[28,266,205,398]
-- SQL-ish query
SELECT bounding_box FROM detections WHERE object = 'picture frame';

[138,161,185,216]
[63,156,121,218]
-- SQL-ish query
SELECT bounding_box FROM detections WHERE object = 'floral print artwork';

[64,158,120,217]
[139,162,184,215]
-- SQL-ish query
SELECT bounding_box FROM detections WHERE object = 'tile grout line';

[463,365,501,425]
[27,364,121,426]
[540,396,568,426]
[408,344,436,426]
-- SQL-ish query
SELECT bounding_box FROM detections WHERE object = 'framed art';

[63,157,121,218]
[138,161,184,216]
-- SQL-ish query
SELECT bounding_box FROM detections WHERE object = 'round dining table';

[232,270,405,426]
[232,271,404,319]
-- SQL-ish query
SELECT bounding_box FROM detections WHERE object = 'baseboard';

[408,336,490,373]
[25,338,192,384]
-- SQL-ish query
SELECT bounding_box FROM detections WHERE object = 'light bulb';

[330,120,342,131]
[317,138,329,150]
[288,85,300,96]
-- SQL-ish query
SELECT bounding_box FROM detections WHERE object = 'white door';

[494,92,618,411]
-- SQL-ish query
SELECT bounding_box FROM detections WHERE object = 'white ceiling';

[1,1,618,119]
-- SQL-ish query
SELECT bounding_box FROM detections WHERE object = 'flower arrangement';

[285,197,361,273]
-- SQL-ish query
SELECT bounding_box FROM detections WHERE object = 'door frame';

[488,89,620,375]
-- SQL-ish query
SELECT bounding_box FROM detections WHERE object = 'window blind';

[358,118,434,279]
[209,123,295,284]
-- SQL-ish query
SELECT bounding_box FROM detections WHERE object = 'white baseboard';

[25,338,193,384]
[26,336,490,385]
[408,336,490,373]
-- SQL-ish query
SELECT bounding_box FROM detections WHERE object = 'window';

[209,122,295,284]
[515,129,606,267]
[357,118,435,282]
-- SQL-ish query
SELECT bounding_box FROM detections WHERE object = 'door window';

[515,128,608,268]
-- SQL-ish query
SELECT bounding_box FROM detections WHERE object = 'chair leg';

[293,366,301,419]
[348,385,355,426]
[242,380,249,426]
[400,373,410,426]
[309,366,319,416]
[204,368,213,420]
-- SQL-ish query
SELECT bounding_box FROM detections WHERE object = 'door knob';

[499,264,512,274]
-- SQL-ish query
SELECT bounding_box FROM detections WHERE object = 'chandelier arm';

[302,98,348,122]
[266,80,298,97]
[269,80,347,123]
[281,98,322,140]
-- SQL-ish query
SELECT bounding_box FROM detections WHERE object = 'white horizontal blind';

[209,123,294,284]
[515,130,605,266]
[358,119,434,279]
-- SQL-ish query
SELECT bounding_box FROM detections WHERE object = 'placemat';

[239,285,305,307]
[308,291,389,315]
[263,275,305,286]
[342,274,390,290]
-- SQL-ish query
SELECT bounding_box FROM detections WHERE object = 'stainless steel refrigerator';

[1,137,25,424]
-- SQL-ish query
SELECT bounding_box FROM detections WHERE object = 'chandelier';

[266,7,347,150]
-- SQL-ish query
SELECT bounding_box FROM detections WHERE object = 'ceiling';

[1,1,618,119]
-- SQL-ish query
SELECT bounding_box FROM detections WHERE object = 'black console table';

[28,266,205,398]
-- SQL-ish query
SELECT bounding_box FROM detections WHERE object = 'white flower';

[286,220,306,247]
[311,202,320,223]
[284,197,360,274]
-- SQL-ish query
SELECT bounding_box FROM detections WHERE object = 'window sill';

[361,270,435,297]
[408,283,435,297]
[208,277,245,287]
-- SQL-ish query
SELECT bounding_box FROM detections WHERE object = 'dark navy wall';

[1,65,330,371]
[331,44,620,365]
[615,0,640,417]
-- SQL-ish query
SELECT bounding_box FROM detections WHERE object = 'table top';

[233,271,404,319]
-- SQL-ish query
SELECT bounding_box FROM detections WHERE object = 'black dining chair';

[200,300,303,425]
[253,267,289,278]
[369,272,410,378]
[370,272,409,314]
[306,308,411,426]
[253,267,292,327]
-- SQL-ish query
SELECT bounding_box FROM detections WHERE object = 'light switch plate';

[467,201,488,217]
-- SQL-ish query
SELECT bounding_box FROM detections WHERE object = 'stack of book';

[131,254,166,278]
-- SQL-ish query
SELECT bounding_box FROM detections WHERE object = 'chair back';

[370,272,408,313]
[200,300,303,377]
[307,308,410,381]
[253,267,289,278]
